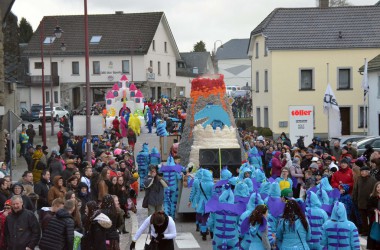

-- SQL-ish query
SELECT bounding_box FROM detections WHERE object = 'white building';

[21,11,181,110]
[361,54,380,136]
[215,39,251,88]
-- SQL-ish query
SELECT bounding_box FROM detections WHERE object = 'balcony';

[24,75,60,87]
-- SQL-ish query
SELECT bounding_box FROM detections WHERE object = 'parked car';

[39,106,69,122]
[356,136,380,155]
[330,135,367,148]
[30,104,43,122]
[20,108,34,122]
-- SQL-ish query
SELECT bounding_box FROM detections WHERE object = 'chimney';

[319,0,329,8]
[115,11,124,15]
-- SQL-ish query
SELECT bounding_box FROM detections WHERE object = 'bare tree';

[330,0,352,7]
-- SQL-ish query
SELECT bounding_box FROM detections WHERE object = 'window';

[264,40,268,56]
[152,40,155,51]
[43,37,56,44]
[255,71,259,92]
[264,107,269,127]
[93,61,100,74]
[300,69,313,90]
[338,68,351,89]
[264,70,268,92]
[158,61,161,75]
[90,36,102,44]
[35,62,43,69]
[46,91,50,104]
[122,60,130,74]
[72,61,79,75]
[167,62,170,76]
[255,42,259,58]
[359,106,368,128]
[54,91,58,103]
[150,60,153,67]
[256,107,261,127]
[164,42,167,53]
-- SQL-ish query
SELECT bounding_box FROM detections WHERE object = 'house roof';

[179,52,211,74]
[23,12,180,58]
[359,54,380,72]
[376,1,380,6]
[250,6,380,50]
[0,0,15,23]
[215,39,250,60]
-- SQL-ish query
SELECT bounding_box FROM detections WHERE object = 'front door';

[340,107,351,135]
[157,87,161,99]
[51,62,58,76]
[73,87,80,109]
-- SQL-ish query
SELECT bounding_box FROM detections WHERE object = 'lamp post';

[213,40,223,73]
[84,0,91,163]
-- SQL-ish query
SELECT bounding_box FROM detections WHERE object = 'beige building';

[248,5,380,138]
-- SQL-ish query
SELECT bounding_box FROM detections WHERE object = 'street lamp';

[213,40,223,73]
[84,0,92,162]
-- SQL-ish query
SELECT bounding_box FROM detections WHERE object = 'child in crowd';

[129,172,139,206]
[339,184,354,220]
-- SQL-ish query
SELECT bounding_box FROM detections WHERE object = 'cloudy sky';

[12,0,377,52]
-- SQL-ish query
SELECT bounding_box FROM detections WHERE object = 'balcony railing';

[24,75,60,86]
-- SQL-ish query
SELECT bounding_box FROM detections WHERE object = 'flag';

[323,84,342,138]
[361,58,369,102]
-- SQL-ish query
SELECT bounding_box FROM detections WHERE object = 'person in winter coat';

[19,127,29,157]
[0,178,11,211]
[136,143,150,190]
[112,116,120,133]
[48,176,67,205]
[296,136,306,150]
[367,181,380,250]
[289,157,304,198]
[305,191,328,250]
[331,158,354,193]
[39,199,75,250]
[144,166,168,216]
[34,169,52,212]
[249,204,273,250]
[321,201,360,249]
[160,156,182,220]
[352,166,377,236]
[207,188,241,250]
[271,151,284,178]
[11,183,35,211]
[26,124,36,146]
[77,182,92,216]
[101,194,120,250]
[195,169,214,241]
[126,127,137,150]
[130,211,176,250]
[276,200,311,250]
[0,199,11,249]
[238,192,265,249]
[49,153,64,180]
[4,195,41,250]
[120,116,128,138]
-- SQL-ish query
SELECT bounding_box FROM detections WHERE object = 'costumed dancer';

[145,107,153,133]
[238,192,264,250]
[189,168,204,232]
[213,166,232,195]
[264,182,285,238]
[195,169,214,241]
[248,204,273,250]
[156,119,169,137]
[149,147,161,166]
[207,187,243,249]
[234,181,250,207]
[321,202,360,249]
[248,146,263,170]
[136,143,150,190]
[160,156,183,220]
[120,116,128,138]
[305,191,328,250]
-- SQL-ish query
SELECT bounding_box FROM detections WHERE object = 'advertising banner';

[289,106,314,146]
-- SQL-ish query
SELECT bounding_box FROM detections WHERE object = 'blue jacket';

[321,202,360,250]
[195,170,214,214]
[305,191,328,250]
[248,146,263,169]
[249,222,273,250]
[149,147,161,166]
[189,168,204,209]
[239,166,252,180]
[276,218,311,250]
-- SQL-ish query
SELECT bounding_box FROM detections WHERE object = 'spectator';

[49,152,64,180]
[346,142,358,159]
[144,166,168,216]
[98,168,110,202]
[330,140,342,161]
[321,202,360,249]
[24,146,35,170]
[352,166,377,236]
[100,194,120,249]
[81,166,93,193]
[289,157,304,198]
[40,198,65,231]
[19,170,34,191]
[0,178,11,211]
[26,124,36,146]
[331,158,354,193]
[11,183,35,211]
[370,157,380,181]
[18,127,29,157]
[4,195,41,250]
[48,176,67,205]
[66,175,79,192]
[39,199,75,250]
[34,169,52,212]
[367,181,380,249]
[62,159,77,183]
[0,199,11,249]
[271,151,283,178]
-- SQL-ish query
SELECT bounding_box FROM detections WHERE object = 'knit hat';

[4,199,11,206]
[65,147,73,152]
[309,163,319,169]
[360,166,370,171]
[281,188,293,198]
[354,159,364,168]
[342,146,349,151]
[340,158,350,165]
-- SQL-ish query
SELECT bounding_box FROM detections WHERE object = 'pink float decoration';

[112,83,119,91]
[120,75,128,81]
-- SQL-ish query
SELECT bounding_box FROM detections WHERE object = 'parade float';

[177,74,244,213]
[104,75,146,129]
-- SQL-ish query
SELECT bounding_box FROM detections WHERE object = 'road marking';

[175,232,200,249]
[134,234,150,250]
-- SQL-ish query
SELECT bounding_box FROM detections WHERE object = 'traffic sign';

[2,110,23,132]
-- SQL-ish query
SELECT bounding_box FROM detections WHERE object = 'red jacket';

[57,131,63,146]
[331,167,354,192]
[271,151,285,178]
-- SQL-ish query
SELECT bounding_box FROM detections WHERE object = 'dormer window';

[90,35,102,44]
[43,37,56,44]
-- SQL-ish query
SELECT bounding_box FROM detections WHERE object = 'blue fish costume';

[248,146,263,170]
[305,191,329,250]
[136,143,150,190]
[189,168,204,231]
[321,202,360,250]
[149,147,161,166]
[156,119,169,136]
[264,182,285,235]
[213,166,233,195]
[160,156,182,219]
[195,169,214,239]
[234,181,250,206]
[207,188,243,250]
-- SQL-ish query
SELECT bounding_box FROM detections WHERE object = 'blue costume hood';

[305,191,321,208]
[219,188,235,204]
[246,192,264,211]
[150,147,160,155]
[244,178,254,193]
[268,182,281,198]
[142,143,149,153]
[239,167,252,180]
[255,170,266,183]
[228,176,240,186]
[234,182,250,197]
[319,177,333,191]
[202,169,213,182]
[221,166,232,180]
[259,182,271,198]
[166,155,175,166]
[330,202,348,222]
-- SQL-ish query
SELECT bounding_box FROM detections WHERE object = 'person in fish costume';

[136,143,150,190]
[149,147,161,166]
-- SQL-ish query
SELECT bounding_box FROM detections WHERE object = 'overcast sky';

[11,0,377,52]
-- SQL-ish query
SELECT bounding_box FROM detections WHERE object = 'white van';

[226,85,241,96]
